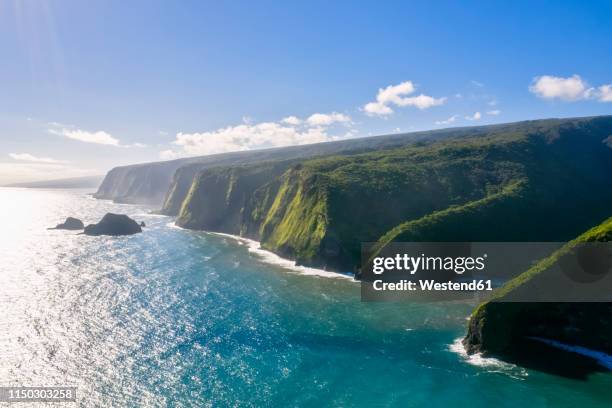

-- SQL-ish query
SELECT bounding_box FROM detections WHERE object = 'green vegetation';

[100,122,475,207]
[258,170,329,265]
[176,160,294,234]
[174,116,612,273]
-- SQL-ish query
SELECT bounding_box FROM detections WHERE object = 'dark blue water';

[1,188,610,407]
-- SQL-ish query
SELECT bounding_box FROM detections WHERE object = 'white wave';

[162,222,355,280]
[208,232,356,281]
[449,338,527,378]
[528,337,612,370]
[133,212,169,218]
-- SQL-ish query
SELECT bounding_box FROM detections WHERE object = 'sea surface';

[0,188,610,407]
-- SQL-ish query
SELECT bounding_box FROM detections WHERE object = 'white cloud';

[376,81,416,104]
[471,80,484,88]
[162,112,355,159]
[363,102,393,116]
[529,75,593,101]
[48,125,146,147]
[363,80,446,117]
[306,112,351,126]
[397,94,447,109]
[435,115,459,125]
[486,110,501,116]
[529,75,612,102]
[598,84,612,102]
[49,127,120,146]
[465,112,482,121]
[9,153,67,164]
[281,116,302,125]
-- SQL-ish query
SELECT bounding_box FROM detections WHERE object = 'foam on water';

[449,338,528,379]
[210,231,356,281]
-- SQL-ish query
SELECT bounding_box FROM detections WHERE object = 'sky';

[1,0,611,184]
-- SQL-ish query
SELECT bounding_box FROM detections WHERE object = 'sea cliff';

[174,116,612,272]
[95,116,612,273]
[95,126,483,207]
[463,218,612,360]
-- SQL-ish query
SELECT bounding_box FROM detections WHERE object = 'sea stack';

[84,213,142,236]
[50,217,85,230]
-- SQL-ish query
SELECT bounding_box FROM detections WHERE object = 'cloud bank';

[160,112,354,159]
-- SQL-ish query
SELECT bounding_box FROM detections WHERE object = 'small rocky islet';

[49,217,85,230]
[49,213,143,236]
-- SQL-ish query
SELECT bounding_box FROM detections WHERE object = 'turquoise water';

[0,188,610,407]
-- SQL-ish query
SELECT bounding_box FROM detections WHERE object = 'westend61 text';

[372,279,493,291]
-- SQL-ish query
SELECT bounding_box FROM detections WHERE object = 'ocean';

[0,187,610,407]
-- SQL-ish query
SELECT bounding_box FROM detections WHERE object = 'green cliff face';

[174,116,612,272]
[463,218,612,357]
[176,161,294,233]
[161,163,211,216]
[100,126,467,207]
[175,162,332,267]
[255,168,330,267]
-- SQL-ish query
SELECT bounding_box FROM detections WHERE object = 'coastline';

[448,338,528,378]
[154,212,612,374]
[167,222,356,281]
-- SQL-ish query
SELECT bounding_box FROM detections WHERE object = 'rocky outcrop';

[83,213,142,236]
[50,217,84,230]
[463,217,612,362]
